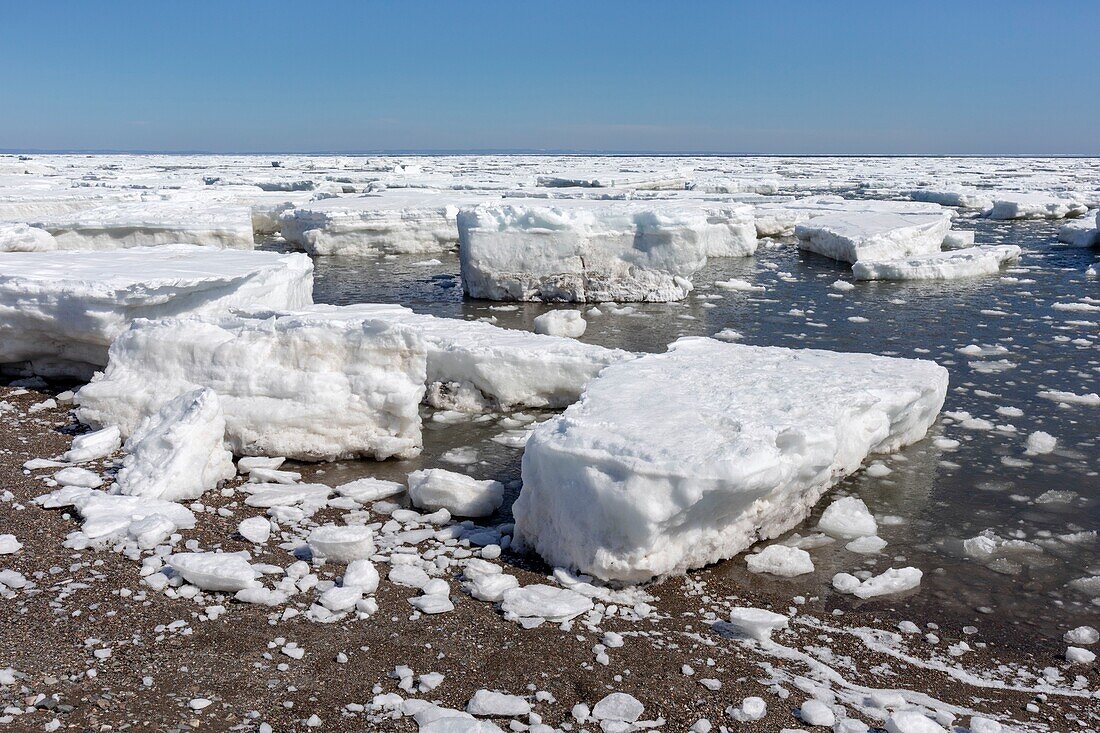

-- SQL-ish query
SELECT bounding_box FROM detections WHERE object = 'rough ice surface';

[745,544,814,577]
[407,469,504,518]
[0,245,313,378]
[795,212,952,264]
[75,309,427,461]
[987,193,1089,220]
[114,388,235,502]
[31,201,255,249]
[280,191,483,255]
[514,337,948,582]
[852,245,1021,281]
[458,202,721,302]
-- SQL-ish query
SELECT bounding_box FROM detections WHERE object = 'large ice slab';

[852,245,1022,281]
[280,191,486,255]
[75,310,427,462]
[32,201,255,249]
[754,196,946,238]
[457,202,721,302]
[295,305,632,410]
[0,245,314,378]
[987,193,1089,220]
[514,338,948,582]
[795,211,952,264]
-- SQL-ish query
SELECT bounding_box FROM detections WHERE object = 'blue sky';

[2,1,1097,154]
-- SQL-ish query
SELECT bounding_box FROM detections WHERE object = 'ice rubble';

[113,388,236,502]
[36,486,196,548]
[795,212,952,264]
[987,193,1089,220]
[76,309,427,462]
[457,201,753,302]
[514,337,948,582]
[851,245,1021,281]
[31,201,255,249]
[166,552,260,592]
[532,309,586,338]
[0,245,313,378]
[279,191,483,255]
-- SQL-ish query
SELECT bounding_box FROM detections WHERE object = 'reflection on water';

[264,217,1099,636]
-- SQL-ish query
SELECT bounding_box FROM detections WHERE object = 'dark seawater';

[264,218,1099,638]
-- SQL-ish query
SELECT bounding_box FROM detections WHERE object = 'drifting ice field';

[1,154,1098,732]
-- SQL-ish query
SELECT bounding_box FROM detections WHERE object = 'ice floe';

[514,337,948,582]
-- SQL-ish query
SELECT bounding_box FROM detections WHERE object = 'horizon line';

[3,148,1100,159]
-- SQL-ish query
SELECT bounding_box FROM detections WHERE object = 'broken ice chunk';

[114,388,235,502]
[167,552,259,592]
[726,607,789,641]
[407,469,504,518]
[307,525,375,563]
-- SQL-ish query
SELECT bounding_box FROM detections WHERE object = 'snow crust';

[514,337,948,582]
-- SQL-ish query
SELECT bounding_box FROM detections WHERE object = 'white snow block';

[32,202,255,250]
[280,191,482,255]
[114,388,236,502]
[0,245,313,378]
[408,468,504,517]
[308,525,375,562]
[62,426,122,463]
[457,202,713,302]
[233,304,631,412]
[988,193,1089,220]
[727,607,789,641]
[75,310,427,462]
[795,212,952,264]
[0,222,56,252]
[852,245,1021,281]
[514,338,948,582]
